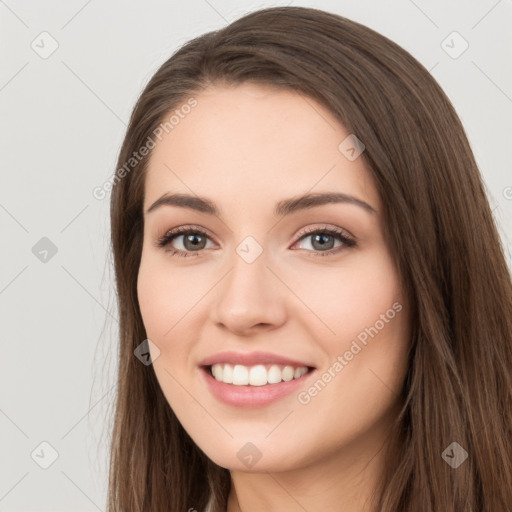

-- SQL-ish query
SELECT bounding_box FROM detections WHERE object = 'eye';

[154,225,215,258]
[291,225,356,257]
[154,224,356,258]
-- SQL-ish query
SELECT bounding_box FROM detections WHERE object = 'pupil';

[185,234,205,250]
[313,234,333,250]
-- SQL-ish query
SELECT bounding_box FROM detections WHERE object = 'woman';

[107,6,512,511]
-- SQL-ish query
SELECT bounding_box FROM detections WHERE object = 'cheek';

[137,253,193,336]
[289,247,403,340]
[292,263,409,460]
[137,259,167,335]
[308,252,409,414]
[137,258,196,399]
[137,253,208,375]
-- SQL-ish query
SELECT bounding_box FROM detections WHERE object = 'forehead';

[144,83,379,214]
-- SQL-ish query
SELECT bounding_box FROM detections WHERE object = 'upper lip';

[199,351,315,368]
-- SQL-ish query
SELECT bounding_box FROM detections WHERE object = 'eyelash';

[154,224,356,258]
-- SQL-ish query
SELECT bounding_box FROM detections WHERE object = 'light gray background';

[1,0,511,510]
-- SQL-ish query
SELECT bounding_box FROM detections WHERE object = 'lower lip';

[200,366,316,408]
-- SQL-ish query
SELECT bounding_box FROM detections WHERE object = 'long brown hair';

[107,6,512,511]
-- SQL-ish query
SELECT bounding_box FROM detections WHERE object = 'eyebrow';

[145,191,376,217]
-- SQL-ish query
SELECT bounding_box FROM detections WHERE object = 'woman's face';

[137,83,411,472]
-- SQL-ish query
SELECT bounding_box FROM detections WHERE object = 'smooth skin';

[137,83,411,512]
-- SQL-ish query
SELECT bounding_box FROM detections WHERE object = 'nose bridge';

[211,237,287,332]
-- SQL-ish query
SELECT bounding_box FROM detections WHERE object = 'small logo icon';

[31,31,59,59]
[32,237,58,263]
[237,442,262,469]
[441,31,469,59]
[236,236,263,264]
[338,134,365,161]
[134,339,160,365]
[442,441,468,468]
[31,441,59,469]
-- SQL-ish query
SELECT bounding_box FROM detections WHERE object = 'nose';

[210,247,287,336]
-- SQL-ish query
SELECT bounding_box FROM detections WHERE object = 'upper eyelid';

[162,224,218,242]
[298,224,355,239]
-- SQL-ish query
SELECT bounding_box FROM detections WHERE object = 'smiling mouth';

[203,363,315,386]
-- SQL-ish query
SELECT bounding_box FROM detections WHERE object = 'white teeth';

[212,364,223,381]
[282,366,294,381]
[210,363,309,386]
[222,364,233,384]
[232,364,249,385]
[249,365,267,386]
[267,365,282,384]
